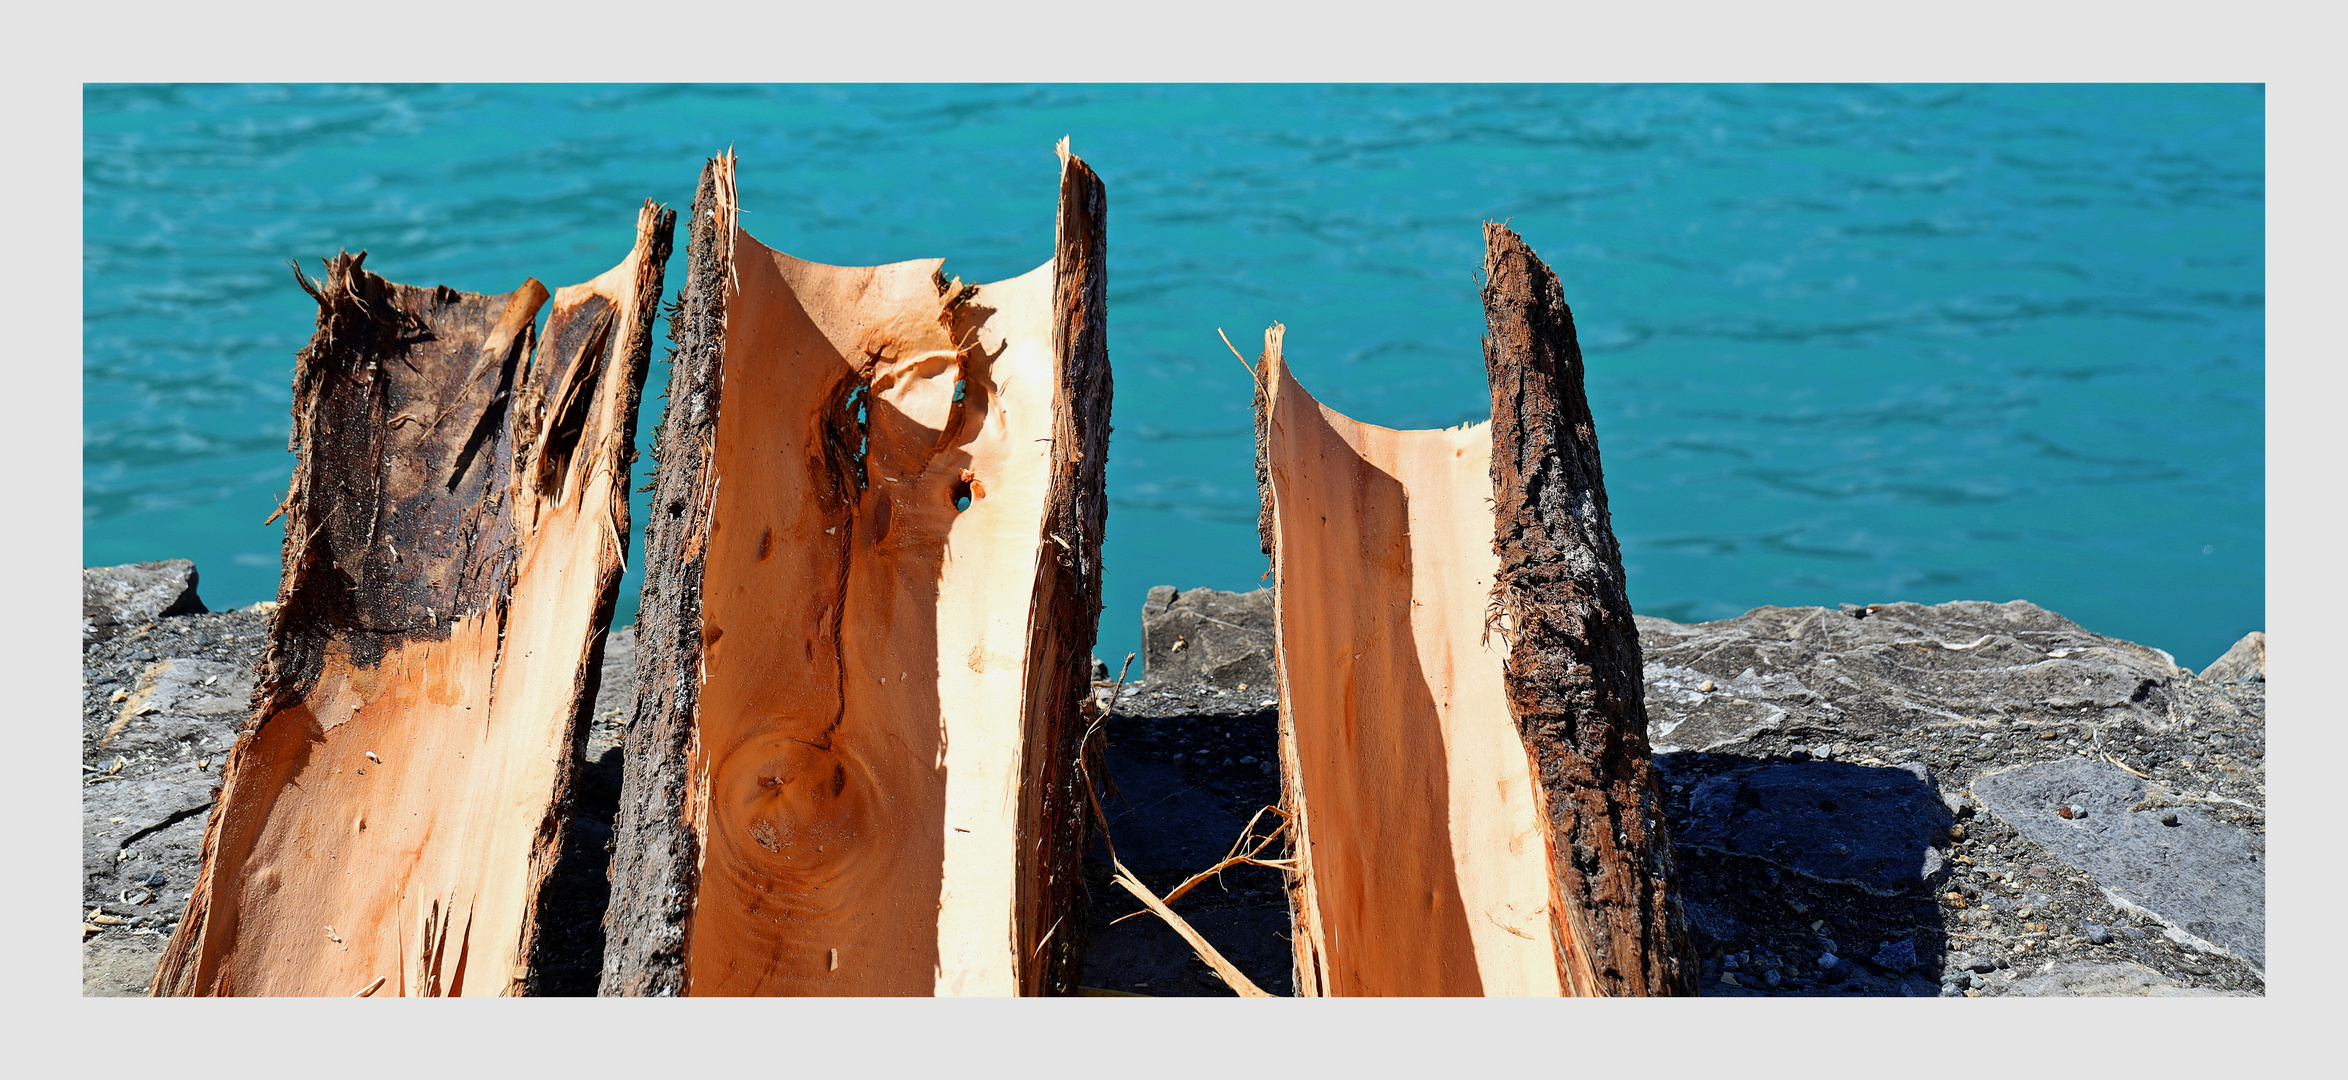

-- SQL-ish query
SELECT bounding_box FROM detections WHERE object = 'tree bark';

[153,202,675,996]
[599,146,1109,996]
[1251,225,1693,996]
[598,157,732,998]
[1013,143,1112,996]
[1483,222,1697,996]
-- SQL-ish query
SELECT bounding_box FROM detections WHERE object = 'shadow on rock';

[1078,721,1292,997]
[1660,752,1955,996]
[522,740,627,996]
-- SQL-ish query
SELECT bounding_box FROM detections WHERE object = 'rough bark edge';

[516,201,676,994]
[1012,141,1110,996]
[1249,324,1323,997]
[1482,222,1696,997]
[599,157,733,996]
[153,256,545,997]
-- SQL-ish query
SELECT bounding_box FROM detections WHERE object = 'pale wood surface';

[1260,326,1562,997]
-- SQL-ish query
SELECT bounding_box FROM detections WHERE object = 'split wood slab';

[1253,224,1698,996]
[599,145,1110,997]
[155,203,676,996]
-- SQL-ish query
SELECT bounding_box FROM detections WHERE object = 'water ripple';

[83,83,2264,668]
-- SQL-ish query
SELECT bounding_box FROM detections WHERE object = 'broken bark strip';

[1012,141,1112,996]
[1483,222,1696,996]
[1252,226,1693,996]
[152,203,675,997]
[600,145,1109,996]
[599,156,733,998]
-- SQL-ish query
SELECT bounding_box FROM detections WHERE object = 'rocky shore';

[81,562,2263,997]
[1082,589,2265,997]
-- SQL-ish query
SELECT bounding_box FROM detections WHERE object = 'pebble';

[1817,952,1839,969]
[144,873,167,887]
[1872,939,1918,973]
[2084,922,2113,945]
[1699,679,1715,693]
[1762,969,1782,988]
[1967,956,1998,974]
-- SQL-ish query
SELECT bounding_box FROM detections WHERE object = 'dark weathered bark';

[1482,222,1696,996]
[155,201,674,996]
[1254,325,1278,561]
[1013,146,1110,996]
[600,157,733,997]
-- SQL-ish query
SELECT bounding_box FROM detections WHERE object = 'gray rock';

[1138,586,1275,694]
[1679,898,1742,946]
[82,936,167,997]
[2084,922,2113,945]
[2199,631,2264,684]
[1093,746,1255,878]
[588,624,637,724]
[1637,600,2186,753]
[1676,761,1953,896]
[1971,757,2263,970]
[83,761,218,913]
[2000,960,2249,997]
[1871,938,1919,973]
[83,560,207,644]
[97,658,252,757]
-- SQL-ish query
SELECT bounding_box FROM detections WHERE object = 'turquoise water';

[84,85,2263,670]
